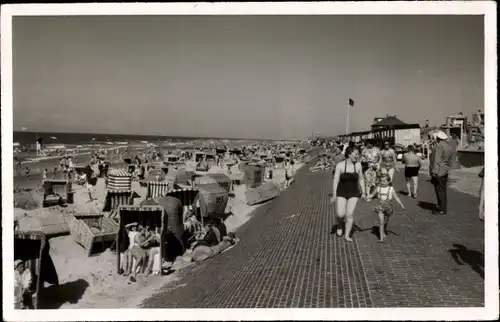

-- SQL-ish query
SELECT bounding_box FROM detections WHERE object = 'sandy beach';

[14,146,307,309]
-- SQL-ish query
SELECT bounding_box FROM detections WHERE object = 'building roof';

[372,123,421,131]
[371,115,407,128]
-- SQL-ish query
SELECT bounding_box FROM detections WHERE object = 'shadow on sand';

[38,279,89,309]
[448,243,484,279]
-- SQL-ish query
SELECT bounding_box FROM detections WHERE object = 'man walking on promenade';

[430,130,453,215]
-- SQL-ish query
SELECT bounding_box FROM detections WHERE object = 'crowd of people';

[310,130,483,243]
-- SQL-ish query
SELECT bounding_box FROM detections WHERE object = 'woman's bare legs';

[125,251,133,275]
[130,256,143,282]
[344,197,359,242]
[335,197,347,236]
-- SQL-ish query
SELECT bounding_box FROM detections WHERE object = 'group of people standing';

[330,139,406,243]
[329,130,463,243]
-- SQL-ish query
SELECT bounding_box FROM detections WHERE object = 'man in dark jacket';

[430,131,453,214]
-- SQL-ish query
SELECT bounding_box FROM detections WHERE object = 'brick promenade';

[141,155,484,308]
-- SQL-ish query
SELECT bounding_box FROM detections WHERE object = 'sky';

[11,15,484,140]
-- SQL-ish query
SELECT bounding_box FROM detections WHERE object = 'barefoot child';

[365,173,405,242]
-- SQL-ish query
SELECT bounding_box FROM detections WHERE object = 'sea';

[13,131,227,147]
[11,131,269,175]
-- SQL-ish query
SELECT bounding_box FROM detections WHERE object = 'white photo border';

[2,2,498,321]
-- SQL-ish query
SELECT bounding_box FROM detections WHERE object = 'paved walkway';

[141,156,484,308]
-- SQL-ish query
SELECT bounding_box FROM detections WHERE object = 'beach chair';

[162,187,200,220]
[115,205,169,275]
[42,179,73,207]
[196,183,229,218]
[107,169,132,190]
[193,173,232,192]
[146,181,171,199]
[243,164,265,189]
[274,155,286,168]
[67,212,119,256]
[14,231,59,309]
[102,189,134,213]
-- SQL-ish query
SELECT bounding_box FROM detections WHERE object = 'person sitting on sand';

[309,156,327,172]
[76,171,87,185]
[191,233,239,262]
[204,220,221,245]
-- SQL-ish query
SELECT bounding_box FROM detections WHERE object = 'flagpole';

[346,102,351,135]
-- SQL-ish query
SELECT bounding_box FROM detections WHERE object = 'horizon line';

[12,130,309,142]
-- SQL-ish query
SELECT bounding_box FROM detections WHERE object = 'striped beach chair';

[107,169,132,190]
[146,181,170,199]
[102,189,133,213]
[162,187,200,219]
[115,205,169,275]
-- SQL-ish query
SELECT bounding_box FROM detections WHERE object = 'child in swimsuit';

[366,173,404,242]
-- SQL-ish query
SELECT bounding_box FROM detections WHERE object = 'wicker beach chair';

[67,212,119,256]
[14,231,58,309]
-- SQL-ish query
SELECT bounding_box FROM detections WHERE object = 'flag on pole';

[349,98,354,107]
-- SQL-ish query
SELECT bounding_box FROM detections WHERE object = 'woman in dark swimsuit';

[331,146,366,241]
